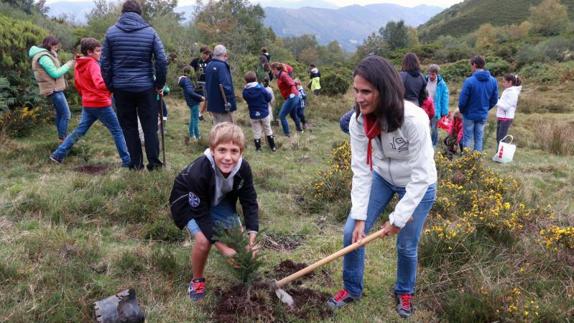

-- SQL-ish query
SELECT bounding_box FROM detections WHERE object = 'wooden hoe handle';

[275,228,385,288]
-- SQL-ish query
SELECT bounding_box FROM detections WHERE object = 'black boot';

[254,139,261,151]
[266,135,277,152]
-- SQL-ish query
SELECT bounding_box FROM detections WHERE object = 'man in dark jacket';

[101,0,168,170]
[190,46,211,121]
[205,44,236,124]
[458,55,498,152]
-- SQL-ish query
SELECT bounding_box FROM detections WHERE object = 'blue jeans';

[461,116,486,152]
[278,95,302,136]
[52,107,131,166]
[430,117,438,146]
[188,103,200,138]
[342,172,436,297]
[49,91,71,139]
[186,200,240,236]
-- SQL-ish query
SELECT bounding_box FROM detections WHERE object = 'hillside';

[264,4,443,50]
[418,0,574,41]
[46,1,442,51]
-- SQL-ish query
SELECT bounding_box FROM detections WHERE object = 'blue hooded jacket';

[426,74,449,119]
[242,82,271,119]
[101,12,167,93]
[458,70,498,121]
[178,76,204,107]
[205,58,237,113]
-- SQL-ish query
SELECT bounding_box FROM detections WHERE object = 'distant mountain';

[264,4,443,50]
[46,1,94,23]
[46,1,443,51]
[418,0,574,42]
[255,0,338,9]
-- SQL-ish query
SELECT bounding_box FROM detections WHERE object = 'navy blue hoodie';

[242,82,271,119]
[178,76,204,107]
[458,70,498,121]
[101,12,167,92]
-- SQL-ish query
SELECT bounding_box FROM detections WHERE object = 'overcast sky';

[317,0,462,7]
[45,0,464,8]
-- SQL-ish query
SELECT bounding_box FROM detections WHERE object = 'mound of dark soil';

[270,260,314,285]
[73,164,111,175]
[214,261,332,322]
[214,282,332,323]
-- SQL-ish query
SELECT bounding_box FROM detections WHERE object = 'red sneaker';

[396,293,413,318]
[188,277,206,301]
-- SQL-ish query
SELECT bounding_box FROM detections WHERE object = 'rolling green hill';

[418,0,574,42]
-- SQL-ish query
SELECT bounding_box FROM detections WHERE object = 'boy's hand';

[247,232,259,257]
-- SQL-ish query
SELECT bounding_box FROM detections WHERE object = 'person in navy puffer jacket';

[205,45,236,124]
[242,71,276,151]
[101,0,168,171]
[458,55,498,152]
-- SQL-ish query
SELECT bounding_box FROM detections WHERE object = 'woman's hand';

[380,221,401,238]
[247,232,259,256]
[352,220,366,243]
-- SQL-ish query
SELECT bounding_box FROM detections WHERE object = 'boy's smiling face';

[211,142,242,176]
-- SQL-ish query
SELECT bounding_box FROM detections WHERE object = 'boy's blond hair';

[208,122,245,152]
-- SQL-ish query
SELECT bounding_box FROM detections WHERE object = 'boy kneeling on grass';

[169,122,259,301]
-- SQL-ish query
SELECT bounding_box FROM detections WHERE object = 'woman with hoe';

[327,56,437,319]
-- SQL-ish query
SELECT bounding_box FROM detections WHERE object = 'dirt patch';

[269,260,313,285]
[214,281,332,323]
[73,164,111,175]
[261,234,303,252]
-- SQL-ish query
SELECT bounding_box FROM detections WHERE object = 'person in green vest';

[308,64,321,95]
[29,36,75,142]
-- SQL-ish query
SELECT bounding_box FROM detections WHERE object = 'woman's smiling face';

[353,74,379,115]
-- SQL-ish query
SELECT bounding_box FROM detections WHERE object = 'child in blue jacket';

[179,69,205,142]
[242,71,276,151]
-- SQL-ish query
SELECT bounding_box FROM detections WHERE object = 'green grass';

[1,81,573,321]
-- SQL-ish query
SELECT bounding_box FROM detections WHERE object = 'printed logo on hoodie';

[391,137,409,152]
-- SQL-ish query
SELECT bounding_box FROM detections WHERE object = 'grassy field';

[1,80,572,322]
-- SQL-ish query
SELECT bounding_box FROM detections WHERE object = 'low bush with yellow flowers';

[0,106,49,137]
[302,142,573,321]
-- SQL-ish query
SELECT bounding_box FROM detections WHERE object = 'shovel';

[273,228,385,308]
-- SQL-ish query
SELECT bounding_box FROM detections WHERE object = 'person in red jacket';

[50,38,130,166]
[444,110,463,158]
[271,62,302,136]
[420,89,435,122]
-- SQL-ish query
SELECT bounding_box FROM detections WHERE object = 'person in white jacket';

[327,56,437,319]
[495,74,522,149]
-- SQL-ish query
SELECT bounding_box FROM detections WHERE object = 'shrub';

[0,15,47,116]
[0,105,49,137]
[485,56,512,76]
[320,67,352,96]
[302,141,351,214]
[441,59,470,82]
[516,36,574,67]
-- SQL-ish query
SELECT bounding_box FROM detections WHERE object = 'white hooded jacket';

[349,101,437,228]
[495,85,521,119]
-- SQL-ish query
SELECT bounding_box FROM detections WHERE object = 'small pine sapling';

[216,227,263,284]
